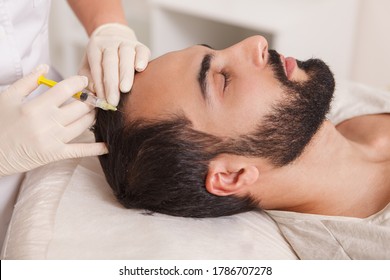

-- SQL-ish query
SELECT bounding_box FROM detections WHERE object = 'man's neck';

[257,121,390,218]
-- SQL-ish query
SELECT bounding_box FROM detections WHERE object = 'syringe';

[37,75,117,111]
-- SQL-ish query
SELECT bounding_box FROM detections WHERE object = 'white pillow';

[2,147,297,259]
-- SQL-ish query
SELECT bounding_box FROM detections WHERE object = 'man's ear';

[205,154,259,196]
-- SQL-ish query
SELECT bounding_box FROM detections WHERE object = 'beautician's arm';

[67,0,127,36]
[67,0,151,106]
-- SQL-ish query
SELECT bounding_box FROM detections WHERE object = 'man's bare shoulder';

[336,113,390,160]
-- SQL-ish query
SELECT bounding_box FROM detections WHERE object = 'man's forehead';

[136,48,190,79]
[126,45,204,122]
[149,45,205,65]
[131,45,205,90]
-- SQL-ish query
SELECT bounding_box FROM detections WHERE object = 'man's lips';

[279,54,297,80]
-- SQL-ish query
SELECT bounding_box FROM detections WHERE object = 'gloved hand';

[0,64,108,177]
[79,23,151,106]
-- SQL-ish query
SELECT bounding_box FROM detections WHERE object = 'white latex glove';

[0,65,108,177]
[79,23,151,106]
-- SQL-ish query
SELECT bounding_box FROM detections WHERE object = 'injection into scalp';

[37,75,117,111]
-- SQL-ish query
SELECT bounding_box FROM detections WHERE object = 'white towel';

[328,80,390,125]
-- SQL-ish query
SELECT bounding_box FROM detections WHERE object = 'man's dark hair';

[93,49,335,218]
[94,98,259,218]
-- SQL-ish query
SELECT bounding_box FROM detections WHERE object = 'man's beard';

[232,50,335,166]
[267,49,335,118]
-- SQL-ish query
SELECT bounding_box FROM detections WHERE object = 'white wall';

[352,0,390,90]
[49,0,390,90]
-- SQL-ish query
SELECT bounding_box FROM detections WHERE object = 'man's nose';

[238,35,269,67]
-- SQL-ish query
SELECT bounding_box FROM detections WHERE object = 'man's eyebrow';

[198,43,215,50]
[197,53,213,103]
